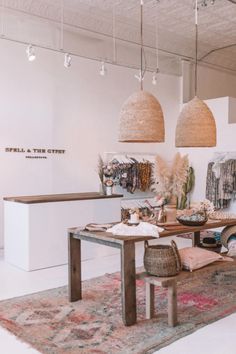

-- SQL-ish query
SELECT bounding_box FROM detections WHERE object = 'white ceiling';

[1,0,236,75]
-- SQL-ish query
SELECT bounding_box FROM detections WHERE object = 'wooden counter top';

[3,192,123,204]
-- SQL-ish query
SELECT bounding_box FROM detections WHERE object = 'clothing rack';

[102,152,155,195]
[104,152,156,164]
[121,197,159,210]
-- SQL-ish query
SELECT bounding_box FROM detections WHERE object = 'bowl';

[177,214,208,226]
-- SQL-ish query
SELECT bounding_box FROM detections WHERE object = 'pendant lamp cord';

[140,0,143,90]
[60,0,64,51]
[195,0,198,97]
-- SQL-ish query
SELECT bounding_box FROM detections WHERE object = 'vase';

[165,196,177,222]
[157,205,167,223]
[105,186,112,196]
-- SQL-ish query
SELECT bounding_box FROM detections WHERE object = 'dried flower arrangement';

[97,155,115,195]
[192,199,215,217]
[97,154,104,184]
[196,199,215,216]
[153,153,190,205]
[177,199,215,221]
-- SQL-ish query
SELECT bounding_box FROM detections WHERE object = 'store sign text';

[5,147,66,159]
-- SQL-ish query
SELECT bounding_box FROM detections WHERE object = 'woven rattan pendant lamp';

[175,0,216,147]
[118,0,165,143]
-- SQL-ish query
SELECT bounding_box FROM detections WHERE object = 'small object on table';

[85,223,114,232]
[128,208,140,225]
[157,205,167,223]
[177,213,207,226]
[129,211,140,225]
[104,179,114,196]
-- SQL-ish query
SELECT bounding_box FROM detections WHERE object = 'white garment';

[106,221,163,237]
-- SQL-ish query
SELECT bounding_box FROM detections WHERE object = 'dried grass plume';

[153,153,189,201]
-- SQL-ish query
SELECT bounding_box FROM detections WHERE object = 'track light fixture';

[198,0,217,6]
[134,70,144,82]
[26,45,36,62]
[64,53,72,68]
[99,61,107,76]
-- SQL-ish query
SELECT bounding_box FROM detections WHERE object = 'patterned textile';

[1,265,236,353]
[206,159,236,209]
[206,162,220,207]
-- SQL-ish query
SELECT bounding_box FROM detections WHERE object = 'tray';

[176,217,207,227]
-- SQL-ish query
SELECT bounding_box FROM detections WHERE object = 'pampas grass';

[153,153,189,202]
[97,154,104,183]
[172,153,189,198]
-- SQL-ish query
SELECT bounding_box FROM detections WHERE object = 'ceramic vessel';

[165,196,177,222]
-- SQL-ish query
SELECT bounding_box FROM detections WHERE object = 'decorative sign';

[5,147,66,159]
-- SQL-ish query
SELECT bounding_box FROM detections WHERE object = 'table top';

[3,192,123,204]
[159,219,236,237]
[69,219,236,245]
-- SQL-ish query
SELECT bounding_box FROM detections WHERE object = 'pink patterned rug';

[1,265,236,354]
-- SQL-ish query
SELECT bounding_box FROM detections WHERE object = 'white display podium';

[4,192,122,271]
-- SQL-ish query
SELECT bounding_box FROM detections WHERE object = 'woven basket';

[144,240,182,277]
[221,225,236,249]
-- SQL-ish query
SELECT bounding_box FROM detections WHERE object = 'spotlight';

[26,45,36,62]
[64,53,72,68]
[99,61,107,76]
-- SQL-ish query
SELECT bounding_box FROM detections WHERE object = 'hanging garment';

[206,162,220,208]
[206,159,236,209]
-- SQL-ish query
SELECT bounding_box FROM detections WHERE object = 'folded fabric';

[85,223,114,232]
[106,222,163,237]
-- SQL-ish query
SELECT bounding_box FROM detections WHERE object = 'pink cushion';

[179,247,222,271]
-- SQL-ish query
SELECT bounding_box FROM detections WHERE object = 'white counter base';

[4,197,121,271]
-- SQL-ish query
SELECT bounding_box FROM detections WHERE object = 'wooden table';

[68,219,236,326]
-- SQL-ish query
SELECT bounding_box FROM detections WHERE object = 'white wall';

[177,97,236,214]
[0,39,181,247]
[182,60,236,102]
[198,66,236,101]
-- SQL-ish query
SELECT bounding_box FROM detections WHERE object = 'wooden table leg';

[168,280,177,327]
[68,232,82,302]
[146,282,155,319]
[193,231,201,246]
[121,242,137,326]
